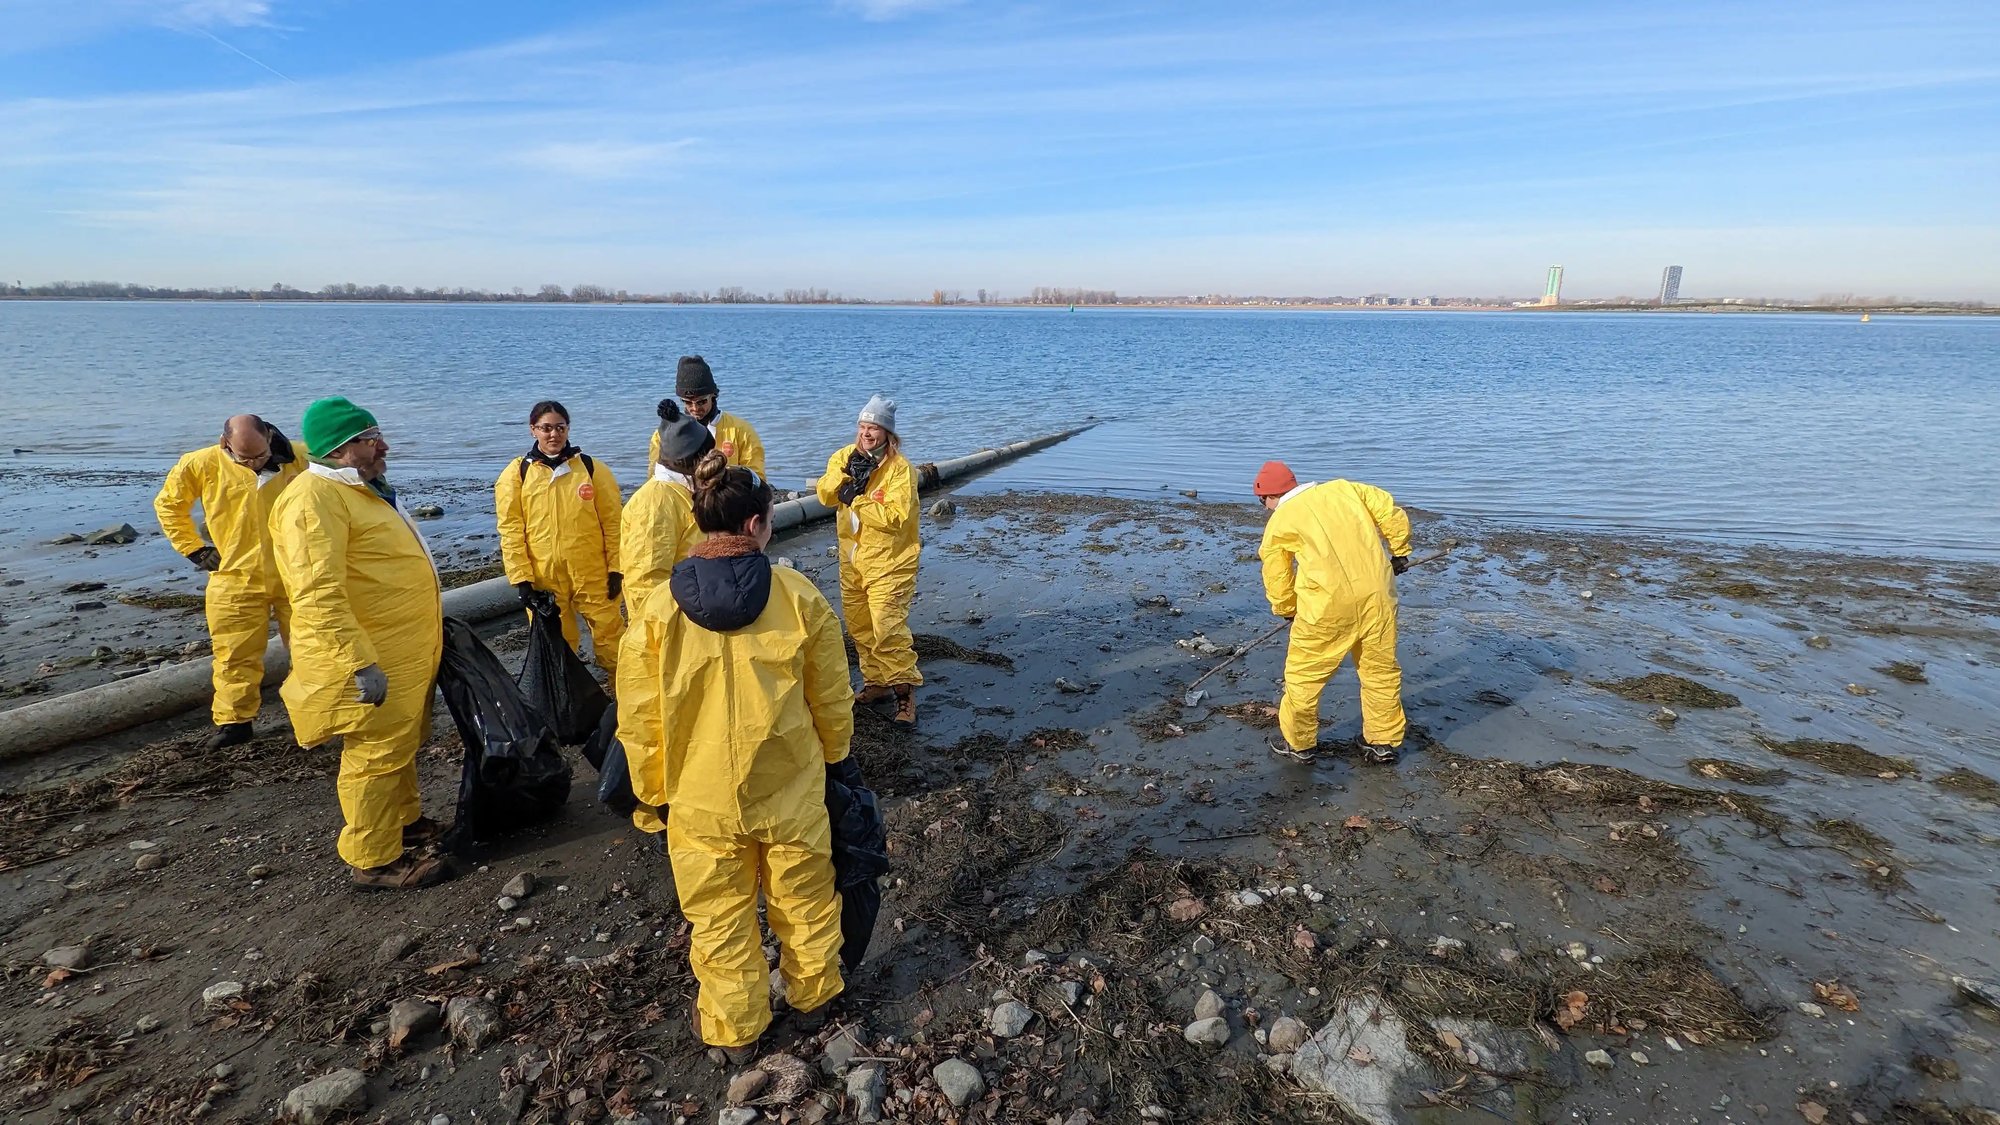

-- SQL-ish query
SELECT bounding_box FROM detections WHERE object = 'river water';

[3,301,1995,556]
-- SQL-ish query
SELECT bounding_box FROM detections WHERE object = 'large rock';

[1182,1017,1230,1047]
[846,1063,887,1123]
[42,944,92,971]
[1193,989,1225,1021]
[446,995,503,1049]
[502,871,536,900]
[1289,997,1428,1125]
[989,1000,1035,1038]
[82,523,140,546]
[931,1058,985,1108]
[283,1068,368,1123]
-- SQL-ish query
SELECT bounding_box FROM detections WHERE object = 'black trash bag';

[581,699,639,817]
[518,590,609,746]
[826,768,891,970]
[436,617,573,853]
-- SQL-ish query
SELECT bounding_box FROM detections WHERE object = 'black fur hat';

[675,355,719,399]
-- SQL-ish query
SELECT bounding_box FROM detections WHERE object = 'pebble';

[1193,989,1225,1021]
[931,1059,986,1108]
[134,1014,163,1034]
[718,1109,759,1125]
[134,853,166,871]
[819,1025,864,1075]
[201,980,245,1008]
[726,1069,770,1105]
[1190,935,1215,955]
[42,944,93,970]
[1629,1051,1650,1065]
[847,1063,887,1124]
[246,863,274,879]
[282,1068,368,1124]
[1182,1017,1230,1047]
[1024,949,1050,966]
[446,995,503,1049]
[989,1000,1035,1038]
[513,916,533,929]
[502,871,536,899]
[1565,941,1589,961]
[1799,1002,1826,1018]
[1429,936,1466,958]
[1585,1049,1614,1069]
[1234,890,1265,908]
[127,839,160,851]
[377,933,417,964]
[497,896,519,911]
[1267,1015,1309,1054]
[213,1063,236,1080]
[1665,1036,1683,1052]
[388,998,443,1043]
[1264,1052,1292,1075]
[430,1116,451,1125]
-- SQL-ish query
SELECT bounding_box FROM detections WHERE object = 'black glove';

[1391,555,1411,576]
[187,545,222,572]
[607,572,623,599]
[514,581,537,607]
[836,479,863,506]
[828,757,864,790]
[845,447,878,482]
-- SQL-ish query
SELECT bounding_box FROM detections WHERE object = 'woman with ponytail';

[616,449,857,1062]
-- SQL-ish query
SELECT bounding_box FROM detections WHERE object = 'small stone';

[43,944,93,970]
[377,934,416,963]
[135,853,165,872]
[989,1000,1035,1038]
[513,916,532,929]
[1565,941,1589,961]
[446,996,503,1049]
[127,839,159,851]
[1585,1049,1613,1069]
[1023,949,1050,966]
[497,896,519,911]
[411,504,445,520]
[718,1109,759,1125]
[431,1116,452,1125]
[1182,1017,1230,1047]
[502,872,536,899]
[1194,989,1225,1021]
[1140,1105,1170,1120]
[388,998,443,1045]
[1190,934,1216,956]
[1665,1035,1683,1051]
[1799,1002,1826,1018]
[134,1014,163,1034]
[1060,981,1082,1006]
[1628,1050,1650,1065]
[1267,1016,1309,1054]
[846,1063,887,1124]
[282,1068,368,1124]
[819,1025,864,1075]
[931,1059,986,1108]
[1234,890,1264,908]
[246,863,274,879]
[1806,634,1833,650]
[1429,936,1466,958]
[927,499,958,520]
[201,980,245,1008]
[726,1069,770,1105]
[1264,1052,1292,1075]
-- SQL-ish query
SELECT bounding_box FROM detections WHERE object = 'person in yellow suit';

[1254,459,1413,765]
[270,398,449,890]
[617,449,853,1062]
[647,356,765,478]
[495,400,624,672]
[814,395,921,727]
[619,398,716,845]
[153,414,304,749]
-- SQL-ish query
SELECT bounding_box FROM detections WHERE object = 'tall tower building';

[1659,265,1683,304]
[1540,266,1564,306]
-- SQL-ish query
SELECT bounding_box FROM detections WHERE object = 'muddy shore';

[4,488,1999,1124]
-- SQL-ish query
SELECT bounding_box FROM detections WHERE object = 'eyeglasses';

[224,447,268,467]
[680,396,715,410]
[532,422,570,435]
[343,427,385,448]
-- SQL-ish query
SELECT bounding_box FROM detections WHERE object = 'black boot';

[205,722,254,750]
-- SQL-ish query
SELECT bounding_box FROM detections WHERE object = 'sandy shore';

[3,489,1998,1123]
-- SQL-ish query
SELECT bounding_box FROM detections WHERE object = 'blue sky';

[2,0,1996,299]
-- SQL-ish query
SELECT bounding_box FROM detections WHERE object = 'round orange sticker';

[871,489,885,503]
[720,440,736,456]
[577,481,595,501]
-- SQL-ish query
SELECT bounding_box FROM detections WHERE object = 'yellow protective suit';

[814,445,922,688]
[1259,479,1412,751]
[154,444,305,725]
[650,411,765,479]
[615,564,853,1048]
[495,453,625,672]
[271,466,444,870]
[617,467,704,836]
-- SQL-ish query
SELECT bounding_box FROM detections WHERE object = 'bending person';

[270,398,448,890]
[649,355,765,478]
[153,414,304,749]
[617,449,855,1062]
[814,395,921,728]
[1254,460,1412,765]
[495,400,624,672]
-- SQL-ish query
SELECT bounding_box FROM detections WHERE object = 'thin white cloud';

[836,0,961,21]
[514,140,697,180]
[165,0,273,28]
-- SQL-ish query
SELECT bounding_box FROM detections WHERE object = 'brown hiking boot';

[350,852,452,892]
[691,998,759,1066]
[890,685,917,728]
[402,816,444,847]
[854,684,894,708]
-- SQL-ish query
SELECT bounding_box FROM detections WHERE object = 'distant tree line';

[0,280,869,304]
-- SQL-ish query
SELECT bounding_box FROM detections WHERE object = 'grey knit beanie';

[655,399,716,467]
[858,394,897,434]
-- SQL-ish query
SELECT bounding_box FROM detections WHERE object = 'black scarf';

[526,443,580,469]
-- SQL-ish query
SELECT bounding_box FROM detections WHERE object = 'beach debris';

[1813,980,1860,1012]
[1797,1002,1826,1018]
[1181,688,1206,707]
[82,523,140,546]
[1805,634,1833,650]
[1652,706,1678,727]
[282,1068,368,1124]
[1798,1100,1829,1124]
[1937,768,2000,804]
[409,504,444,519]
[1757,736,1915,779]
[1875,660,1927,684]
[1167,897,1205,922]
[930,1059,985,1108]
[1845,682,1876,695]
[927,498,957,520]
[1554,990,1590,1030]
[1592,673,1740,708]
[47,533,84,545]
[1053,676,1096,694]
[62,581,107,594]
[1953,976,2000,1011]
[1175,634,1224,655]
[202,980,245,1008]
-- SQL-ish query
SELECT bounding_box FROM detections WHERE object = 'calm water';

[3,302,1996,556]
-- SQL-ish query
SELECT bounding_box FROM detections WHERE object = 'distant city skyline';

[3,1,1996,300]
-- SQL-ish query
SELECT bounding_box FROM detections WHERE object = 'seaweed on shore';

[116,591,203,612]
[1592,673,1741,708]
[1687,759,1789,786]
[1757,736,1917,779]
[1875,660,1929,684]
[1934,767,2000,805]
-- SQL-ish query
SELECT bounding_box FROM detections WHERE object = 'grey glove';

[188,546,222,572]
[354,664,388,706]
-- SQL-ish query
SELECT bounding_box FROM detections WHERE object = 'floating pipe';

[0,423,1096,760]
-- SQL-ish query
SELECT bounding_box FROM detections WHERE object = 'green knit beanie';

[301,397,379,458]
